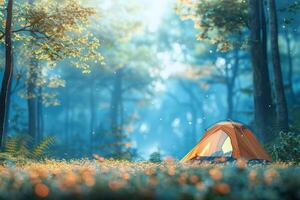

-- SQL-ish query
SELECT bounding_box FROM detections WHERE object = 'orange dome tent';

[181,121,272,162]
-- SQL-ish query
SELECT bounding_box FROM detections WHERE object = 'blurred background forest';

[0,0,299,161]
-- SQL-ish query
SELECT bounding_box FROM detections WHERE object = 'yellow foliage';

[0,0,104,73]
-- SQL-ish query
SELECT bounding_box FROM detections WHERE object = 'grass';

[0,157,299,200]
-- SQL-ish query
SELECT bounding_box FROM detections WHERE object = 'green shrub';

[149,151,162,163]
[290,106,300,131]
[268,132,300,163]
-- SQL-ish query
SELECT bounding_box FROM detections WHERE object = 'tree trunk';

[260,0,269,83]
[225,58,233,120]
[64,86,70,153]
[225,47,239,120]
[119,97,124,135]
[260,0,277,137]
[226,85,234,119]
[284,29,295,105]
[37,85,44,142]
[248,0,275,142]
[89,80,95,153]
[0,0,14,147]
[110,68,123,154]
[178,80,199,144]
[27,62,38,143]
[3,69,14,143]
[268,0,289,132]
[27,0,39,144]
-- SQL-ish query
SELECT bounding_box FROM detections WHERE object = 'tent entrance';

[196,130,233,157]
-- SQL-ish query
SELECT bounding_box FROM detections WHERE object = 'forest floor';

[0,159,299,200]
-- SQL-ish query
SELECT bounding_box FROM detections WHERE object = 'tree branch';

[12,24,33,33]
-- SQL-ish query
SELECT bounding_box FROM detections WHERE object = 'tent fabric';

[181,121,272,162]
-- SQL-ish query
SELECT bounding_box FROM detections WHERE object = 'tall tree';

[0,0,14,147]
[36,86,43,142]
[281,0,300,106]
[248,0,276,141]
[268,0,289,132]
[158,9,209,144]
[208,50,241,120]
[89,78,96,152]
[284,29,296,104]
[91,0,158,158]
[224,49,239,119]
[177,79,204,144]
[177,0,276,140]
[27,0,39,144]
[0,0,103,147]
[27,56,39,143]
[110,68,124,154]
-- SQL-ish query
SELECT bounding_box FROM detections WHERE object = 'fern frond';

[4,136,18,157]
[32,136,55,159]
[1,135,55,163]
[17,135,32,159]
